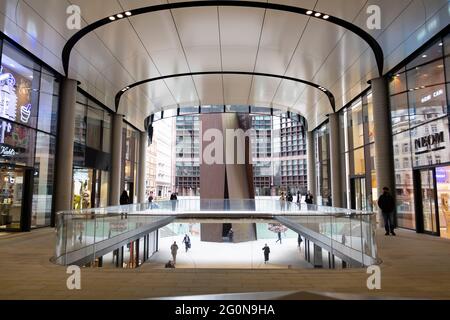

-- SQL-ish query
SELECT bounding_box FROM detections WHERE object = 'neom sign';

[414,131,445,154]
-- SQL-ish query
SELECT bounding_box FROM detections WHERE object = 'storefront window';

[392,133,415,229]
[390,93,410,134]
[408,83,447,127]
[0,121,35,167]
[86,106,102,150]
[0,42,40,129]
[353,147,365,175]
[74,102,86,145]
[32,132,55,227]
[348,100,364,149]
[410,117,450,167]
[38,69,59,135]
[366,94,375,143]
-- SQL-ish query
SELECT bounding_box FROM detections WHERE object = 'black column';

[20,169,34,232]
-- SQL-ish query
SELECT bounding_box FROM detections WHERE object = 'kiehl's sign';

[414,131,445,154]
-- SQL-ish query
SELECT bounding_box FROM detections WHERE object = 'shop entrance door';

[0,166,33,231]
[350,177,367,211]
[414,169,439,235]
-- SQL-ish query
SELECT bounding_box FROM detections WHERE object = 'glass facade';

[0,38,59,230]
[121,123,140,203]
[73,91,112,209]
[389,35,450,233]
[338,92,377,211]
[314,124,331,206]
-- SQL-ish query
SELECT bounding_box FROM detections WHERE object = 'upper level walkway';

[1,227,450,299]
[53,199,378,267]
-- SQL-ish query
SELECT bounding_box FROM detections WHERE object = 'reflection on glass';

[408,84,447,127]
[349,100,364,148]
[32,132,55,227]
[390,93,409,134]
[73,168,93,209]
[393,133,415,229]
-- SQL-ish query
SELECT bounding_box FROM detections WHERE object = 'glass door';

[0,167,24,230]
[436,166,450,239]
[418,169,439,235]
[350,177,367,210]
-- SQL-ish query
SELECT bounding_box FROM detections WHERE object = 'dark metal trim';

[115,70,336,113]
[62,1,384,77]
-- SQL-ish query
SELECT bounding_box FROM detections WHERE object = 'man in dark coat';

[378,187,396,236]
[262,244,270,264]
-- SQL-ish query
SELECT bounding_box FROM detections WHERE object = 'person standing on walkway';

[275,231,282,244]
[170,241,179,264]
[182,234,191,252]
[120,190,131,205]
[287,191,293,210]
[305,191,314,205]
[296,189,301,204]
[378,187,396,236]
[262,244,270,264]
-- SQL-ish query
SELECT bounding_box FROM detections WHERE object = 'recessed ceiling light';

[415,87,419,90]
[117,13,124,18]
[439,42,443,46]
[306,10,313,15]
[422,54,427,58]
[323,15,329,19]
[409,88,414,91]
[109,16,115,21]
[10,64,15,67]
[125,11,132,16]
[315,12,322,17]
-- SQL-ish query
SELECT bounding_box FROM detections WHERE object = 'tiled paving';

[1,227,450,299]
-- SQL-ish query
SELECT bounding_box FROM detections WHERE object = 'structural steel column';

[328,113,343,207]
[109,114,124,205]
[138,131,147,203]
[306,131,316,202]
[371,77,396,221]
[53,78,77,225]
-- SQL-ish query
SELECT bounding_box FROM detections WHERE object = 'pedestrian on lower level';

[275,231,282,244]
[262,244,270,264]
[228,228,234,242]
[297,234,303,247]
[170,241,179,264]
[378,187,396,236]
[182,234,191,252]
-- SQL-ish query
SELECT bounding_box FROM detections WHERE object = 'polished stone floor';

[1,227,450,299]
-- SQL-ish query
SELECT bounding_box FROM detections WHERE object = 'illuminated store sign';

[421,89,444,104]
[0,144,18,157]
[0,66,32,125]
[414,131,445,155]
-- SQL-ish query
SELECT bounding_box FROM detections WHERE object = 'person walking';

[279,192,286,211]
[297,234,303,247]
[262,244,270,264]
[275,231,282,244]
[170,192,178,211]
[170,241,179,264]
[228,228,234,242]
[287,191,293,211]
[296,189,301,204]
[182,234,191,252]
[305,191,314,205]
[378,187,396,236]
